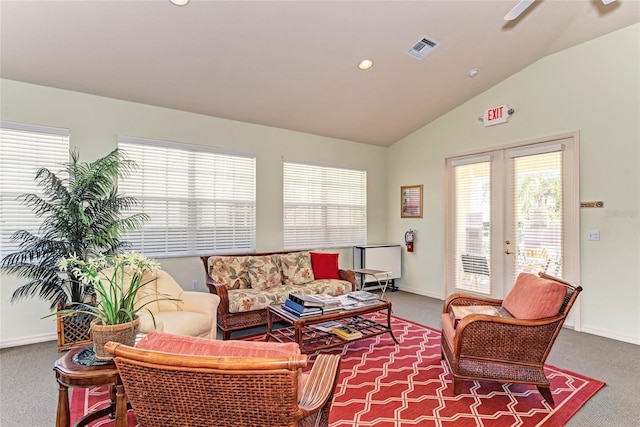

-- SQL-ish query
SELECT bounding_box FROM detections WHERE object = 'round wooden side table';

[54,346,128,427]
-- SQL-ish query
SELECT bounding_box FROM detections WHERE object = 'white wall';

[0,80,387,346]
[2,24,638,347]
[387,24,640,344]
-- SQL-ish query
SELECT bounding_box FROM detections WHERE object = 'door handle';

[504,249,512,255]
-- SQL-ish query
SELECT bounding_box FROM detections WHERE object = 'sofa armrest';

[179,291,220,315]
[338,269,356,291]
[137,310,165,334]
[206,280,230,316]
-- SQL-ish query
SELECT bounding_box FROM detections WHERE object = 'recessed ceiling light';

[468,68,479,78]
[358,59,374,70]
[170,0,190,6]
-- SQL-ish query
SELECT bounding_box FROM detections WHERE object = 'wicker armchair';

[104,341,342,427]
[440,272,582,405]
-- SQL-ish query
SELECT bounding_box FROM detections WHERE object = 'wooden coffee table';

[54,346,129,427]
[266,300,399,353]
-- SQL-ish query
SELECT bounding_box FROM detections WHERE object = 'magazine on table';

[342,299,380,310]
[311,320,342,332]
[346,290,379,302]
[306,293,343,306]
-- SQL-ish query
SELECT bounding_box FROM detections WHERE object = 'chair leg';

[537,386,555,406]
[452,377,463,395]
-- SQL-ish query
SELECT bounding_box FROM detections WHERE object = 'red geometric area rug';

[70,314,604,427]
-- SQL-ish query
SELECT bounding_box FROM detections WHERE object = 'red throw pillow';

[310,252,340,280]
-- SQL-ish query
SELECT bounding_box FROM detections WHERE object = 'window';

[0,121,69,256]
[283,160,366,250]
[118,136,256,257]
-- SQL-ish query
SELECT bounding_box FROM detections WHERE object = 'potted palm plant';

[54,252,168,360]
[0,149,148,350]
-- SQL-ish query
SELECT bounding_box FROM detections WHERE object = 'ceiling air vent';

[406,36,439,60]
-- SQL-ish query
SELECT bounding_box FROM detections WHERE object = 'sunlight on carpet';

[71,314,604,427]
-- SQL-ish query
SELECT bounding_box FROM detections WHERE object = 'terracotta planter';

[91,316,140,360]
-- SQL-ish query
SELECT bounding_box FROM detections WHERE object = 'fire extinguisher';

[405,229,415,252]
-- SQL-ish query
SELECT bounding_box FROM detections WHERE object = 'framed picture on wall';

[401,185,423,218]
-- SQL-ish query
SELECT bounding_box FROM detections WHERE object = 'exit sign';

[483,105,509,127]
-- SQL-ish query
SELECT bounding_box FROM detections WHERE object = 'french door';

[445,134,579,320]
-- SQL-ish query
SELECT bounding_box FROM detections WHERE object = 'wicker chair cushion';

[207,256,251,290]
[280,251,315,286]
[502,273,567,320]
[247,255,283,290]
[137,331,301,357]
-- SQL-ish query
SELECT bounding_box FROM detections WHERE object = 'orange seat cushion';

[502,273,567,320]
[137,331,301,357]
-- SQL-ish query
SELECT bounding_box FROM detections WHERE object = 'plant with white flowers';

[54,252,170,325]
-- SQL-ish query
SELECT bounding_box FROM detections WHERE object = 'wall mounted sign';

[483,104,509,127]
[401,185,423,218]
[580,201,604,208]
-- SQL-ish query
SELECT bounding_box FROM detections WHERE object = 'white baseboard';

[580,326,640,345]
[0,332,57,349]
[397,286,443,300]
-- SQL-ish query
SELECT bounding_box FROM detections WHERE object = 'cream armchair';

[135,270,220,340]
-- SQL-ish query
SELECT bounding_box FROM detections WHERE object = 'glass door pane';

[510,150,563,281]
[453,161,492,294]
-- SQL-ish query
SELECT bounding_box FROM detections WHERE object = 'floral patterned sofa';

[201,250,356,339]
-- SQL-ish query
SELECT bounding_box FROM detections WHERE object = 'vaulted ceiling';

[1,0,639,146]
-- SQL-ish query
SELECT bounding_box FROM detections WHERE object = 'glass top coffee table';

[266,299,399,353]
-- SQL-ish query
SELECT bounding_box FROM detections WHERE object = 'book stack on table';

[282,293,343,317]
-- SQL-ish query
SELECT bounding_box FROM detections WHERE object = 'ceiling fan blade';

[504,0,536,21]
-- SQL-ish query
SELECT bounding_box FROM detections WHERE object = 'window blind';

[283,160,366,250]
[118,136,256,257]
[0,121,69,256]
[452,160,492,294]
[510,148,563,278]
